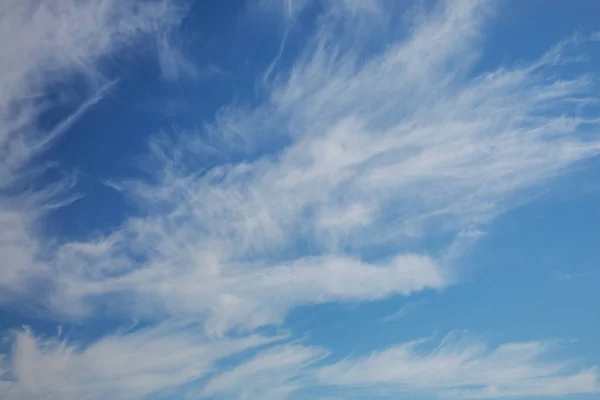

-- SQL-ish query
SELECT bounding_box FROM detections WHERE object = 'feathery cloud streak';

[317,333,599,398]
[0,0,184,299]
[47,0,600,332]
[0,323,278,400]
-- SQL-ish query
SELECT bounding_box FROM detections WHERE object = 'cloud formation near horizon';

[0,1,599,399]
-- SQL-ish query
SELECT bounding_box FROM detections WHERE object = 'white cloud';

[0,322,277,400]
[0,0,184,178]
[200,344,328,400]
[256,0,313,21]
[0,1,599,399]
[0,0,183,301]
[380,299,426,323]
[53,251,445,334]
[33,0,600,333]
[318,333,599,398]
[186,333,600,400]
[156,32,217,82]
[1,328,597,400]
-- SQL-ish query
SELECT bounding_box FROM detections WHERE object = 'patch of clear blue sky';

[2,1,599,396]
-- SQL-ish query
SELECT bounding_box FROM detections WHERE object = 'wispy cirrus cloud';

[1,329,596,400]
[182,333,598,400]
[0,0,183,300]
[41,0,600,333]
[0,0,184,178]
[317,333,599,399]
[0,0,599,399]
[199,344,328,400]
[380,299,426,323]
[0,322,278,400]
[156,31,223,82]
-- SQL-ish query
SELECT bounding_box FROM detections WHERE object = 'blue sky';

[1,0,599,399]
